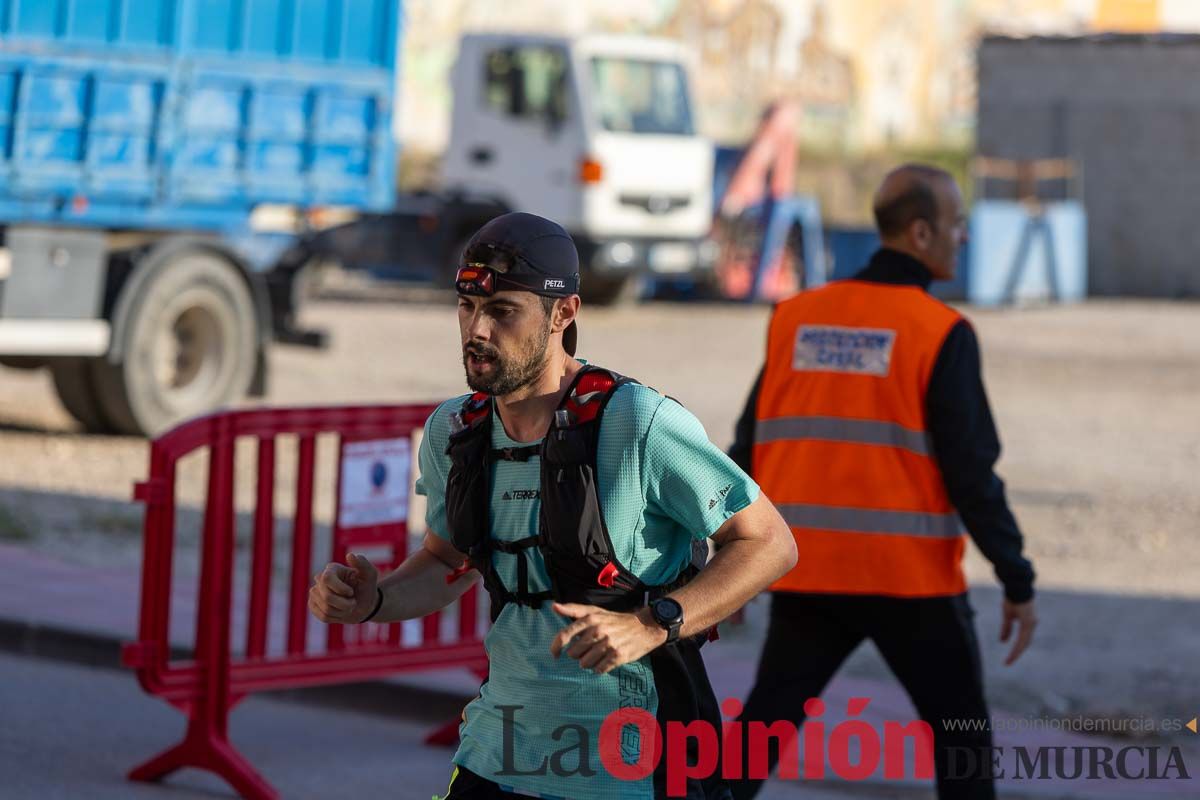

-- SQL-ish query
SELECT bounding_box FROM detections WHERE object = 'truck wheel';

[50,358,113,433]
[91,250,258,437]
[0,356,48,370]
[583,275,644,306]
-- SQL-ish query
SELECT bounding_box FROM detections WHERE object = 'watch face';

[654,598,683,625]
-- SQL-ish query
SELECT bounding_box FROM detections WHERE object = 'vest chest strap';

[489,534,543,554]
[491,445,540,462]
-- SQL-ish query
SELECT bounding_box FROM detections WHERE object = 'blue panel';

[341,0,378,64]
[178,136,239,170]
[191,0,235,52]
[185,84,242,131]
[173,171,242,201]
[382,0,397,68]
[123,0,172,46]
[0,3,400,228]
[245,0,282,55]
[312,144,366,175]
[0,71,15,123]
[26,74,87,124]
[92,132,150,167]
[250,90,305,137]
[3,1,400,64]
[967,201,1088,306]
[293,0,329,60]
[20,129,83,162]
[252,140,303,171]
[15,0,59,36]
[67,0,112,41]
[316,91,369,139]
[88,174,156,200]
[0,70,15,162]
[93,78,158,129]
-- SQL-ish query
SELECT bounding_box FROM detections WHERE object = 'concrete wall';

[977,34,1200,297]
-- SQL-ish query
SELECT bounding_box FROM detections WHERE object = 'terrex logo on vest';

[544,279,566,290]
[501,490,539,501]
[793,325,896,377]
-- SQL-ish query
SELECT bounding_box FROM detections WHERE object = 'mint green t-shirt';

[415,380,758,800]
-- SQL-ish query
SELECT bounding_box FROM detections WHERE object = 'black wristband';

[360,587,384,623]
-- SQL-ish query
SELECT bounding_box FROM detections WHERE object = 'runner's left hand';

[550,602,667,674]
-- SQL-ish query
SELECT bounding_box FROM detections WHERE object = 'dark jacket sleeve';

[728,367,763,476]
[927,320,1036,603]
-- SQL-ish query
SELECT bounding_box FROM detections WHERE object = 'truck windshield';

[589,57,695,135]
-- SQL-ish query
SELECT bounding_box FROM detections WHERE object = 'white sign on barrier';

[338,438,411,528]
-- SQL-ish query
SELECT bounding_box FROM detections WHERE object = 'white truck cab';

[443,32,715,301]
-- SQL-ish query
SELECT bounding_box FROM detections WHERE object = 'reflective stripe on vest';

[775,503,961,538]
[754,280,967,597]
[755,415,933,457]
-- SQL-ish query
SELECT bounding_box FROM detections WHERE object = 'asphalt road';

[0,650,461,799]
[2,294,1197,799]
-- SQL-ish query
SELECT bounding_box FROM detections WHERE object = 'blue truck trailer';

[0,0,398,435]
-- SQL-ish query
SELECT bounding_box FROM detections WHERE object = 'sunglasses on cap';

[456,243,579,297]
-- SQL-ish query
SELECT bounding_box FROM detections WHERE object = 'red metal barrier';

[121,405,488,799]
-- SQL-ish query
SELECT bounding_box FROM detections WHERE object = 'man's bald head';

[872,164,954,238]
[871,163,966,281]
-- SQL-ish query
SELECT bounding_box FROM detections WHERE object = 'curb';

[0,616,131,670]
[0,615,476,727]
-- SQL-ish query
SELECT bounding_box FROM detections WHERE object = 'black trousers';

[729,592,996,800]
[442,766,528,799]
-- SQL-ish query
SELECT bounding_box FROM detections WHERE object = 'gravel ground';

[0,291,1197,740]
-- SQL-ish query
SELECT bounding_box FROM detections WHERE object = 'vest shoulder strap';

[460,391,491,425]
[561,366,635,425]
[453,367,634,435]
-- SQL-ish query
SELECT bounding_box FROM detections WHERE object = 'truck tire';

[91,250,258,437]
[50,359,113,433]
[0,356,48,370]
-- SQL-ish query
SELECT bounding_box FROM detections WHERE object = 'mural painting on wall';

[656,0,790,142]
[398,0,1161,153]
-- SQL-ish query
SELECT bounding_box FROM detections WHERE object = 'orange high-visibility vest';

[753,280,967,597]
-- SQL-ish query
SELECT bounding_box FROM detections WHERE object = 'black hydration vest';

[443,366,696,621]
[444,366,731,798]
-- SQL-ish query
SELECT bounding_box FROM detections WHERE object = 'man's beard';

[462,323,551,396]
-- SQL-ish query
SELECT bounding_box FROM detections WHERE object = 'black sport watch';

[649,597,684,644]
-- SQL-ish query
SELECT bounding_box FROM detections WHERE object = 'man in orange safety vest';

[728,164,1038,800]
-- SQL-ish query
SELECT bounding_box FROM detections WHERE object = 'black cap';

[462,212,581,355]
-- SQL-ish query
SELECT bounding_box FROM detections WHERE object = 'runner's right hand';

[308,552,380,624]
